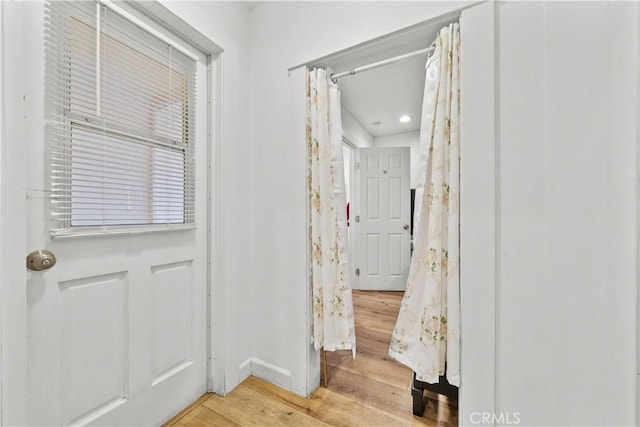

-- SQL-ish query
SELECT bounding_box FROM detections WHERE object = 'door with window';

[357,147,411,291]
[26,2,209,425]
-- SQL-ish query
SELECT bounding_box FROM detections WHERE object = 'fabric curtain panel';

[307,68,356,355]
[389,23,461,386]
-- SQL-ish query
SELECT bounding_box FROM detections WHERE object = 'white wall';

[494,2,637,425]
[342,107,374,148]
[248,1,475,398]
[374,131,420,188]
[2,0,637,424]
[250,2,639,426]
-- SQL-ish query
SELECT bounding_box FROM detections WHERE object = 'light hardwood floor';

[164,291,457,427]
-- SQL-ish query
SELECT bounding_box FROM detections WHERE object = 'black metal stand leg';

[412,387,424,416]
[411,373,425,416]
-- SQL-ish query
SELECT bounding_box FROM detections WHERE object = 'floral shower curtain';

[389,23,461,386]
[307,68,356,355]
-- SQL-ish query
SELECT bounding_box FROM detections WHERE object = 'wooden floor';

[164,291,457,427]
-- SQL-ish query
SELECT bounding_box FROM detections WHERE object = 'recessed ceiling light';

[372,121,382,126]
[399,115,413,123]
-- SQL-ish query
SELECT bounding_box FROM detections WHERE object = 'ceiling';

[306,11,460,139]
[246,2,460,139]
[338,54,426,138]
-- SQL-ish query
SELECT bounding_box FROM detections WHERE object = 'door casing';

[342,138,358,290]
[292,2,499,421]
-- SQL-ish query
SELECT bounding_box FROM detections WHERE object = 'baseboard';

[238,358,252,385]
[306,344,321,397]
[237,357,292,391]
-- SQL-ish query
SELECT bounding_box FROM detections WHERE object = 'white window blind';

[46,0,196,236]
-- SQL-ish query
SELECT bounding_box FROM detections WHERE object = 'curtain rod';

[330,46,435,83]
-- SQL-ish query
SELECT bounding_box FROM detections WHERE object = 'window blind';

[45,0,196,235]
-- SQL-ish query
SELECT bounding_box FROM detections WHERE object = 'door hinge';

[355,268,360,276]
[355,162,360,170]
[355,215,360,223]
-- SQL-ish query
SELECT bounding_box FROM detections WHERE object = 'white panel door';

[357,147,411,291]
[24,5,209,426]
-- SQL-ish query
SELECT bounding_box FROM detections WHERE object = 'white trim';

[341,138,358,291]
[238,358,251,384]
[636,3,640,425]
[459,2,497,424]
[127,1,222,58]
[291,8,470,72]
[0,5,4,422]
[353,145,361,291]
[51,224,198,239]
[238,358,292,391]
[204,52,214,395]
[342,136,358,150]
[205,53,213,394]
[288,66,321,397]
[101,0,200,62]
[250,358,292,391]
[210,50,226,395]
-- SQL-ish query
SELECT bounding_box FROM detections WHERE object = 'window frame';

[47,0,201,238]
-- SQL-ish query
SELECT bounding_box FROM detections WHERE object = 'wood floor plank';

[350,330,394,359]
[242,375,329,415]
[327,349,412,389]
[353,299,402,317]
[421,396,458,427]
[355,315,399,331]
[324,364,417,421]
[163,393,213,427]
[162,290,457,426]
[169,403,240,427]
[353,290,404,303]
[203,383,331,426]
[312,389,428,427]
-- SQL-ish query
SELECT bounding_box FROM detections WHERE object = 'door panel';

[27,213,208,427]
[358,147,411,291]
[150,261,193,386]
[24,3,209,424]
[60,272,128,425]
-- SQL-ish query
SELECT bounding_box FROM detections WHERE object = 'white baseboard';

[238,358,252,385]
[237,357,292,391]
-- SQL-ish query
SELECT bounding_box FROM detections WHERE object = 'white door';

[357,147,411,291]
[24,3,209,426]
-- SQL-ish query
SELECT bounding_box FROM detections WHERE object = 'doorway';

[338,50,424,292]
[288,1,497,421]
[310,12,460,421]
[354,146,411,290]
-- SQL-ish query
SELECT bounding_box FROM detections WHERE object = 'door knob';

[26,250,57,271]
[403,224,410,231]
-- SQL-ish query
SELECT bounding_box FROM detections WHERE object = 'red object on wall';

[346,202,350,226]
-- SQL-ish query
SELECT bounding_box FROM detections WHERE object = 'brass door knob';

[26,250,57,271]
